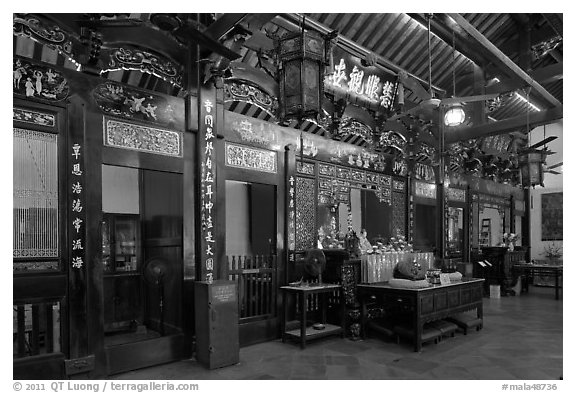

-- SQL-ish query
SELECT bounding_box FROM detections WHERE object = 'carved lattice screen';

[13,128,58,260]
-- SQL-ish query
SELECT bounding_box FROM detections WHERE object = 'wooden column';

[284,145,297,285]
[66,94,101,378]
[523,188,532,262]
[436,106,447,260]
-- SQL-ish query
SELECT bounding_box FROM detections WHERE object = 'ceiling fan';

[544,161,562,175]
[516,135,557,156]
[389,14,498,123]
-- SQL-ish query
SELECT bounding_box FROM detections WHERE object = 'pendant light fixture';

[444,28,466,126]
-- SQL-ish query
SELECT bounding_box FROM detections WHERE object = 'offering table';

[358,278,484,352]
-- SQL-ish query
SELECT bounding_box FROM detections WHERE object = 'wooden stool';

[394,324,442,346]
[427,320,458,340]
[446,314,483,335]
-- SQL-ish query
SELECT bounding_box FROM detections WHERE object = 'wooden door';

[225,167,283,346]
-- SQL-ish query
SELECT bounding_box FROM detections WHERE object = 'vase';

[508,242,515,252]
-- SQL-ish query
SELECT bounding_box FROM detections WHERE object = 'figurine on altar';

[358,229,372,254]
[344,230,361,258]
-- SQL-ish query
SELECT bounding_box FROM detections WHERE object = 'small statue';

[358,229,372,254]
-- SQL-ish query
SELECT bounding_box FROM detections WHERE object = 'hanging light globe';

[444,104,466,126]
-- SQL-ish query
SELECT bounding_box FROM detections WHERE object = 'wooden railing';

[228,255,277,323]
[13,300,61,358]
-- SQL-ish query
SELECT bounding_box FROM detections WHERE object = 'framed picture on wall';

[541,192,562,241]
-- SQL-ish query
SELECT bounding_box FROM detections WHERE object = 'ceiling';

[13,12,563,145]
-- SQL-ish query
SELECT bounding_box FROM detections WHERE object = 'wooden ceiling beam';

[203,13,249,40]
[445,106,562,143]
[447,13,562,109]
[486,63,563,94]
[407,13,489,68]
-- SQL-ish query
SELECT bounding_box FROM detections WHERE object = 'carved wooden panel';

[103,118,182,157]
[392,191,406,237]
[295,176,316,250]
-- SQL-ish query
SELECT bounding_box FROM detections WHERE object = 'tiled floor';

[110,286,562,380]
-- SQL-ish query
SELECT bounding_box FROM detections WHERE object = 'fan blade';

[387,105,424,121]
[399,73,432,101]
[547,162,563,170]
[527,136,558,149]
[441,93,499,106]
[75,18,143,28]
[173,24,241,60]
[519,148,556,155]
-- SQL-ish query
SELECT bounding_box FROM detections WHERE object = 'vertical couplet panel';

[197,86,217,283]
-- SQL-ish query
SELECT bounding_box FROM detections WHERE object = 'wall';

[479,206,503,246]
[529,121,563,262]
[225,180,251,256]
[102,165,139,214]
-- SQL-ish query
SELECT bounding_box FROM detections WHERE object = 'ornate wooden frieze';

[224,81,278,119]
[379,130,407,155]
[103,118,182,157]
[393,179,406,191]
[318,163,336,177]
[365,173,378,184]
[13,15,74,59]
[225,111,395,174]
[13,261,60,272]
[295,176,316,250]
[225,143,277,173]
[351,169,366,183]
[93,82,180,127]
[335,117,373,144]
[380,175,392,187]
[478,193,509,206]
[296,161,315,176]
[414,141,435,161]
[414,181,436,199]
[13,57,69,101]
[446,187,467,203]
[13,107,56,128]
[106,47,183,88]
[230,117,278,147]
[336,167,351,180]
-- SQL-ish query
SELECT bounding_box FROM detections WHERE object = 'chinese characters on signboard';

[324,48,397,112]
[70,143,85,270]
[200,98,216,284]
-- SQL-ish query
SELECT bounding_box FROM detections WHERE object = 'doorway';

[225,180,278,346]
[101,165,185,374]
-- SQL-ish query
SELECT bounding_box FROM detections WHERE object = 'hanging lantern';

[277,29,328,121]
[518,151,545,188]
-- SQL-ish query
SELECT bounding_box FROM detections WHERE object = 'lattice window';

[13,128,58,261]
[295,176,316,250]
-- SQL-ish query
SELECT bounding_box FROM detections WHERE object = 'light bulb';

[444,105,466,126]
